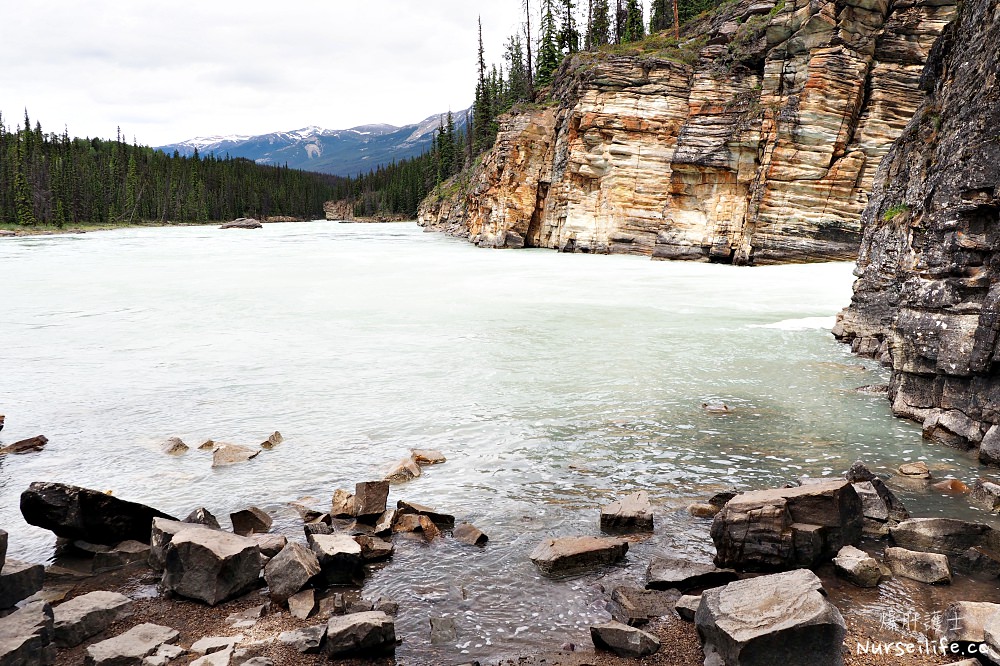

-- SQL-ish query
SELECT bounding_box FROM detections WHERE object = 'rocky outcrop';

[419,0,956,265]
[834,0,1000,448]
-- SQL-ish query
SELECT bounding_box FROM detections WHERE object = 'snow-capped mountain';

[157,109,469,177]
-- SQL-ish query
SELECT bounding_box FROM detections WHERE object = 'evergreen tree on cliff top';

[558,0,580,54]
[472,18,498,152]
[622,0,645,42]
[589,0,612,47]
[536,0,562,86]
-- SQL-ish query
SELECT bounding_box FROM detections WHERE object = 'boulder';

[411,449,446,465]
[453,523,489,546]
[0,435,48,455]
[324,611,395,658]
[984,613,1000,663]
[417,515,440,541]
[687,503,720,518]
[832,545,881,588]
[980,425,1000,467]
[353,482,389,518]
[189,648,233,666]
[940,601,1000,647]
[391,514,424,534]
[608,586,679,626]
[53,591,134,648]
[600,492,654,532]
[263,542,320,603]
[303,522,333,537]
[956,546,1000,577]
[220,218,262,229]
[84,623,179,665]
[0,601,56,666]
[251,534,286,558]
[20,482,175,545]
[149,518,219,570]
[230,507,272,536]
[0,559,45,609]
[308,534,364,586]
[852,478,909,535]
[889,518,999,558]
[191,635,242,655]
[384,458,421,483]
[884,547,952,584]
[695,570,846,666]
[844,461,877,482]
[354,535,394,562]
[279,625,325,654]
[162,530,261,605]
[710,480,863,571]
[92,540,151,572]
[898,462,931,479]
[395,501,455,527]
[373,510,395,536]
[161,438,188,455]
[971,479,1000,511]
[331,490,355,519]
[288,589,317,620]
[675,594,701,622]
[646,556,738,592]
[260,431,283,450]
[184,508,221,529]
[211,444,260,467]
[590,621,660,658]
[529,537,628,576]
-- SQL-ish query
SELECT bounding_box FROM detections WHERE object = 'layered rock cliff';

[419,0,956,264]
[834,0,1000,452]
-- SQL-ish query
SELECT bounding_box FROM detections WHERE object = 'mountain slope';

[157,109,469,177]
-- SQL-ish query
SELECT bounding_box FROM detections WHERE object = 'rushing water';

[0,221,993,662]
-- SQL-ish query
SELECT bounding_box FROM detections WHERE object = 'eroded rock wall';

[419,0,955,265]
[834,0,1000,451]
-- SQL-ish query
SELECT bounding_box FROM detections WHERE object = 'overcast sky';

[0,1,532,146]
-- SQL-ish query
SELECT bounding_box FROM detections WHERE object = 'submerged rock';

[529,536,628,576]
[93,540,151,572]
[884,547,952,584]
[211,443,260,467]
[833,545,881,588]
[897,462,931,480]
[161,437,188,455]
[0,435,48,455]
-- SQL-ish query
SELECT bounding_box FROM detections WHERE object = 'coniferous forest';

[0,111,339,227]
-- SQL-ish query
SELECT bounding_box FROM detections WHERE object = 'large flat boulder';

[53,591,134,648]
[84,623,179,665]
[646,556,738,592]
[162,530,261,606]
[324,611,395,658]
[890,518,1000,558]
[711,480,863,571]
[530,537,628,576]
[940,601,1000,647]
[600,492,654,532]
[590,621,660,658]
[608,586,679,626]
[20,482,176,545]
[885,547,952,584]
[149,518,217,571]
[0,601,56,666]
[264,542,321,603]
[695,569,846,666]
[0,559,45,610]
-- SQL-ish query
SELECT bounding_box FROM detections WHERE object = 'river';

[0,221,990,661]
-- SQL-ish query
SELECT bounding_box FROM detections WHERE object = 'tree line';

[0,111,340,227]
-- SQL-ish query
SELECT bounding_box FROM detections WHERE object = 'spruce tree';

[558,0,579,55]
[536,0,561,86]
[650,0,671,32]
[589,0,612,47]
[614,0,627,43]
[622,0,645,42]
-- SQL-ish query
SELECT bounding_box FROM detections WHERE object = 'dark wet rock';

[220,218,262,229]
[20,482,175,545]
[211,443,260,467]
[590,620,660,658]
[384,458,421,483]
[956,546,1000,577]
[708,491,737,509]
[833,545,881,588]
[160,438,188,455]
[695,569,846,666]
[0,530,6,570]
[396,500,455,528]
[53,591,134,648]
[608,586,679,626]
[289,503,325,524]
[260,431,283,450]
[645,556,738,592]
[411,449,446,465]
[971,479,1000,511]
[303,522,333,538]
[324,611,395,658]
[184,508,221,529]
[885,547,952,584]
[308,534,364,586]
[85,622,179,665]
[0,601,55,665]
[0,559,45,609]
[845,461,877,483]
[429,616,457,644]
[453,523,489,546]
[600,491,654,532]
[529,537,628,576]
[354,535,394,562]
[263,542,320,604]
[288,589,317,620]
[162,529,261,606]
[897,462,931,479]
[230,507,272,536]
[250,534,286,558]
[353,482,389,518]
[417,515,441,541]
[890,518,1000,559]
[150,518,217,570]
[279,624,326,654]
[711,480,863,571]
[92,540,151,572]
[674,594,701,622]
[940,601,1000,647]
[0,435,48,455]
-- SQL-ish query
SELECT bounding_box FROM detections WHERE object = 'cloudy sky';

[0,1,530,146]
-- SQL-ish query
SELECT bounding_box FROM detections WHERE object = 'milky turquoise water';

[0,221,990,662]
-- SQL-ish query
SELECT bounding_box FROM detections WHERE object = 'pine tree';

[504,34,532,107]
[650,0,671,31]
[536,0,561,86]
[614,0,627,43]
[558,0,579,55]
[622,0,645,42]
[589,0,612,47]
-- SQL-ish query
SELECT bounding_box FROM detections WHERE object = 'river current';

[0,221,991,661]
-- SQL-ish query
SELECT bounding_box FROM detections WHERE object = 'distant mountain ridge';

[157,109,469,177]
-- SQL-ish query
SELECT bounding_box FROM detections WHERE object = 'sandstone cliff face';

[418,0,955,264]
[834,0,1000,451]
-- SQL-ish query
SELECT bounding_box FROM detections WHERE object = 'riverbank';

[0,217,313,237]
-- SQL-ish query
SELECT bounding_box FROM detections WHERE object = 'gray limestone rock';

[278,625,326,654]
[162,530,261,606]
[0,601,56,666]
[0,559,45,610]
[600,491,654,532]
[608,586,679,626]
[833,545,882,588]
[323,611,395,658]
[884,547,952,584]
[590,621,660,658]
[85,623,179,665]
[53,591,134,648]
[529,537,628,576]
[263,542,320,603]
[645,556,738,592]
